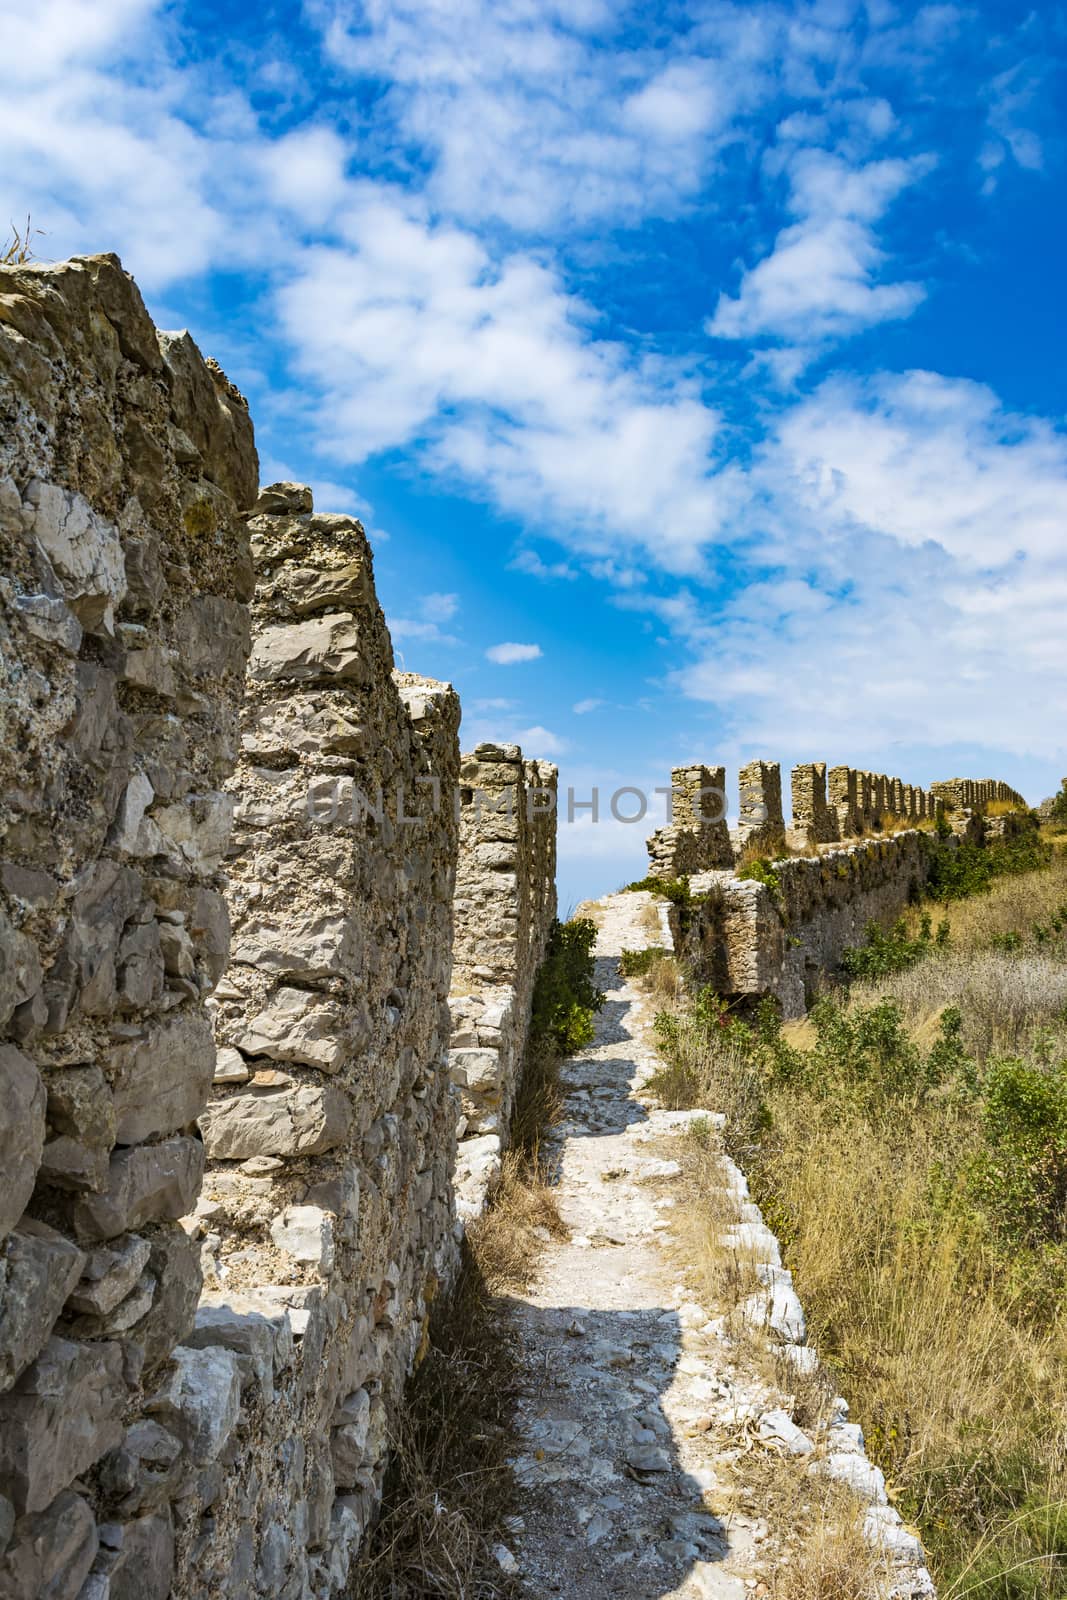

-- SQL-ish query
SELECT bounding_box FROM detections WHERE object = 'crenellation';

[646,762,732,877]
[448,745,558,1216]
[737,759,785,853]
[790,762,836,847]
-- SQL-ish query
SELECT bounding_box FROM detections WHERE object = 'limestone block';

[0,911,45,1032]
[230,911,360,982]
[248,615,370,685]
[270,1205,335,1274]
[151,792,234,875]
[448,1047,501,1093]
[95,1420,184,1516]
[107,1510,175,1600]
[0,1221,86,1393]
[0,1489,97,1600]
[110,1011,216,1144]
[146,1345,241,1464]
[23,480,126,635]
[72,1137,205,1241]
[198,1084,350,1160]
[0,1336,126,1513]
[0,1046,46,1241]
[130,1228,201,1375]
[65,1234,151,1318]
[238,987,347,1072]
[331,1389,371,1488]
[182,1291,294,1390]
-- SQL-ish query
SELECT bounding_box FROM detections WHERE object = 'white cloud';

[420,592,460,623]
[572,697,603,714]
[709,152,932,345]
[388,592,462,649]
[486,641,542,664]
[510,549,578,581]
[311,0,753,232]
[276,196,732,570]
[668,371,1067,759]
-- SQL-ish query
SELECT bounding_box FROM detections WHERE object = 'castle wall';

[675,832,935,1018]
[449,745,558,1216]
[189,486,462,1599]
[646,764,733,878]
[0,257,550,1600]
[0,255,257,1598]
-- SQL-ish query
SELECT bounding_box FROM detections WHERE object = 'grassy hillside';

[647,834,1067,1596]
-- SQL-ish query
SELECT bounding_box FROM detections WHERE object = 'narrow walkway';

[509,892,933,1600]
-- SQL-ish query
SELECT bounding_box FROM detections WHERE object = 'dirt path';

[508,892,934,1600]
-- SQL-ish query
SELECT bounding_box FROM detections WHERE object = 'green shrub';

[842,912,950,978]
[736,855,781,897]
[529,917,604,1055]
[618,946,671,977]
[926,832,1052,901]
[973,1055,1067,1248]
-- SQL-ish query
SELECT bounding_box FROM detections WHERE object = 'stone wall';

[675,832,935,1018]
[646,759,954,878]
[185,486,462,1598]
[449,744,558,1216]
[647,764,733,878]
[0,256,257,1597]
[930,777,1027,811]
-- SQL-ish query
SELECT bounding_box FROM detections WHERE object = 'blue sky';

[4,0,1066,906]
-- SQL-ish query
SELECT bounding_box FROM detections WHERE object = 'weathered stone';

[65,1235,151,1318]
[0,1490,97,1600]
[230,911,360,981]
[199,1084,350,1160]
[248,615,370,685]
[238,987,346,1071]
[107,1510,175,1600]
[72,1138,205,1241]
[22,480,126,635]
[182,1292,294,1390]
[0,1337,125,1513]
[145,1345,241,1464]
[269,1206,335,1273]
[96,1421,183,1516]
[131,1228,201,1374]
[0,1046,46,1242]
[0,1222,85,1393]
[110,1011,216,1144]
[39,1064,115,1194]
[212,1046,248,1084]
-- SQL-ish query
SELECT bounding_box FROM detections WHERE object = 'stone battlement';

[647,757,1028,878]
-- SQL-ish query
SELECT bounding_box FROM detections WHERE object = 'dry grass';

[666,1132,894,1598]
[466,1149,568,1293]
[351,1242,522,1600]
[754,1098,1067,1592]
[1,216,42,266]
[649,843,1067,1593]
[771,1486,891,1600]
[852,948,1067,1059]
[907,844,1067,952]
[638,897,665,941]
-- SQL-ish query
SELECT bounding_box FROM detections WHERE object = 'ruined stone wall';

[183,486,462,1598]
[0,257,479,1600]
[0,256,257,1597]
[676,832,935,1018]
[449,745,558,1215]
[737,759,785,853]
[931,777,1028,811]
[647,764,733,878]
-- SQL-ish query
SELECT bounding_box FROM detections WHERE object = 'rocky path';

[508,892,933,1600]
